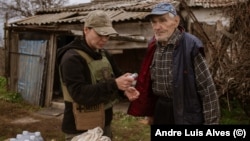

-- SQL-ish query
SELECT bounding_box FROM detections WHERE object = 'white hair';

[168,13,175,18]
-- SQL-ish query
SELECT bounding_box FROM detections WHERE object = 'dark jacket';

[57,37,123,134]
[172,32,204,124]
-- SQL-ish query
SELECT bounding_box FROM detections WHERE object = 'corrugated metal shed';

[186,0,248,8]
[14,12,78,25]
[10,0,178,26]
[10,0,247,26]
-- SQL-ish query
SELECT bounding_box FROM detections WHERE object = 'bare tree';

[0,0,69,18]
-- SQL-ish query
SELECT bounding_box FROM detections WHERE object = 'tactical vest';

[60,49,119,109]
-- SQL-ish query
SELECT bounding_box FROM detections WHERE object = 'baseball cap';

[145,2,177,19]
[84,10,118,35]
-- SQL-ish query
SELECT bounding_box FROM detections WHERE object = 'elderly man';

[128,2,220,125]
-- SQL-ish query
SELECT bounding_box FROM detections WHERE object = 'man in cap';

[127,2,220,125]
[57,10,139,140]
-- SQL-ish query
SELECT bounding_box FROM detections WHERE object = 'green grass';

[0,76,23,103]
[112,112,150,141]
[0,76,6,94]
[220,97,250,124]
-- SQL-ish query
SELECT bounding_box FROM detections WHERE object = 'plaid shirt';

[151,29,220,124]
[151,29,181,98]
[194,53,220,124]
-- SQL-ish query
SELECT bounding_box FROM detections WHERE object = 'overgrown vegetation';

[219,1,250,117]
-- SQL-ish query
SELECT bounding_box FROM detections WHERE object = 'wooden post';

[4,12,9,90]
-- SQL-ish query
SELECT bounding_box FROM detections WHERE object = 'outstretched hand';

[124,87,140,101]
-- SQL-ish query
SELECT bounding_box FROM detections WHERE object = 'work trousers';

[153,97,175,124]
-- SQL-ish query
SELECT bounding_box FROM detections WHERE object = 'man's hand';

[124,87,140,101]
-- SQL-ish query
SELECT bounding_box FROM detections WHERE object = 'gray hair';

[168,13,175,18]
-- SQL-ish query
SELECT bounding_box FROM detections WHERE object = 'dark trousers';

[153,97,175,125]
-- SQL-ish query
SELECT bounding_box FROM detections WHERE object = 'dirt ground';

[0,100,136,141]
[0,100,65,141]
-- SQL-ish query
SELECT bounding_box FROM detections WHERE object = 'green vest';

[60,49,119,109]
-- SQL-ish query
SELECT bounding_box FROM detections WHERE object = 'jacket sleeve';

[60,49,120,106]
[104,50,126,98]
[194,53,221,124]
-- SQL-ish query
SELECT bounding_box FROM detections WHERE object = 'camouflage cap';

[84,10,118,36]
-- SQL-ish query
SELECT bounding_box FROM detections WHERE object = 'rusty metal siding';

[17,40,47,106]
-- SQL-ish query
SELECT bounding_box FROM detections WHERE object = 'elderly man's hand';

[124,87,140,101]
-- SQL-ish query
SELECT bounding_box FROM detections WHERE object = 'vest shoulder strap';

[74,49,93,63]
[60,49,95,102]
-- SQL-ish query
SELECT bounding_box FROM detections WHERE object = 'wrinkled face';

[84,27,110,50]
[150,13,180,42]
